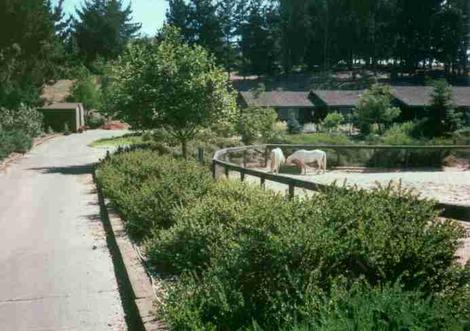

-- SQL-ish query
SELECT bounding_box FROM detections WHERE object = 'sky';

[55,0,169,36]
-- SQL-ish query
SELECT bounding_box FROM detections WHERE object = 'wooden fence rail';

[212,144,470,221]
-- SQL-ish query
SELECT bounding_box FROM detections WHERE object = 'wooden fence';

[212,144,470,221]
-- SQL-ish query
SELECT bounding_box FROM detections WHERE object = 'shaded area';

[93,171,146,331]
[28,164,94,175]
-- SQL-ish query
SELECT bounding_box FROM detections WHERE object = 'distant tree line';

[167,0,470,76]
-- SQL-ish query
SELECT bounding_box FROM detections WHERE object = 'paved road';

[0,130,128,330]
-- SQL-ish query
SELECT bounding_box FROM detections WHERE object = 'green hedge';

[0,106,43,161]
[97,151,470,330]
[0,130,33,160]
[96,150,213,242]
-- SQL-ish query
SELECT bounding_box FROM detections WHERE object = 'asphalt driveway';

[0,130,128,330]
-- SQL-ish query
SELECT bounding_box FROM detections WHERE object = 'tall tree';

[0,0,63,107]
[240,0,279,74]
[73,0,141,64]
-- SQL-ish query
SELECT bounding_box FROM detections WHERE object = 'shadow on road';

[28,164,94,175]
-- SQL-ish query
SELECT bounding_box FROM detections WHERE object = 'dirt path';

[0,130,128,330]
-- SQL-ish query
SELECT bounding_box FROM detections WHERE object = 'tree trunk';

[181,140,188,160]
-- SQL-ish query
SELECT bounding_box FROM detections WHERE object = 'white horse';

[286,149,327,175]
[270,148,286,174]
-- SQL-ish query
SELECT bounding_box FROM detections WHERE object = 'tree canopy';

[73,0,141,64]
[108,26,237,157]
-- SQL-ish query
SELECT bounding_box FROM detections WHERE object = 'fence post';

[243,150,247,168]
[260,177,266,189]
[288,182,295,199]
[224,166,229,179]
[264,146,270,168]
[212,160,216,179]
[197,147,204,165]
[240,169,245,182]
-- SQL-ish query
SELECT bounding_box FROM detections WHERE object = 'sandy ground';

[242,166,470,206]
[0,130,128,330]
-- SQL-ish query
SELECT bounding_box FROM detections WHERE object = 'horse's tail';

[323,152,327,171]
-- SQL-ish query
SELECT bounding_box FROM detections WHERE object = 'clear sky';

[55,0,169,36]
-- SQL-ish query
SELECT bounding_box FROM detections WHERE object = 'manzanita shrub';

[97,151,470,330]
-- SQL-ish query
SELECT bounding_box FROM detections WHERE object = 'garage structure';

[38,103,85,133]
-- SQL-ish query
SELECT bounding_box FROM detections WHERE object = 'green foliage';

[73,0,141,64]
[98,150,470,329]
[285,282,469,331]
[322,112,344,132]
[287,114,302,134]
[272,132,351,145]
[427,79,465,136]
[0,106,43,137]
[96,151,213,241]
[0,0,66,107]
[67,69,102,110]
[86,111,106,129]
[355,84,401,135]
[238,107,278,144]
[109,26,237,158]
[0,129,33,160]
[380,121,417,145]
[161,182,469,329]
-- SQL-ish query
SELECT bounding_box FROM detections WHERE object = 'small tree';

[429,79,464,136]
[109,26,237,158]
[287,113,302,134]
[238,107,278,144]
[322,112,344,132]
[355,84,401,135]
[67,67,102,111]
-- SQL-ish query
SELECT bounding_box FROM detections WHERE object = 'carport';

[38,103,85,132]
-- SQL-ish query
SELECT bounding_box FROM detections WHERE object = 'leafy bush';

[283,282,469,331]
[96,151,213,241]
[145,181,286,274]
[160,183,469,330]
[380,121,416,145]
[86,111,106,129]
[287,114,302,134]
[322,112,344,132]
[0,129,33,159]
[67,68,102,111]
[355,84,401,134]
[0,106,43,137]
[238,107,278,144]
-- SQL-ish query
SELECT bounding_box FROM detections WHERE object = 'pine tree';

[73,0,141,64]
[0,0,62,107]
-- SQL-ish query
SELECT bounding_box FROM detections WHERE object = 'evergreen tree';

[73,0,141,64]
[0,0,63,107]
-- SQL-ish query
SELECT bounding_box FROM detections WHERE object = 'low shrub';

[145,181,288,274]
[96,151,213,241]
[279,282,469,331]
[160,183,469,330]
[0,106,43,137]
[0,129,33,159]
[238,107,278,144]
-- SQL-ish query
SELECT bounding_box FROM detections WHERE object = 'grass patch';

[89,133,145,148]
